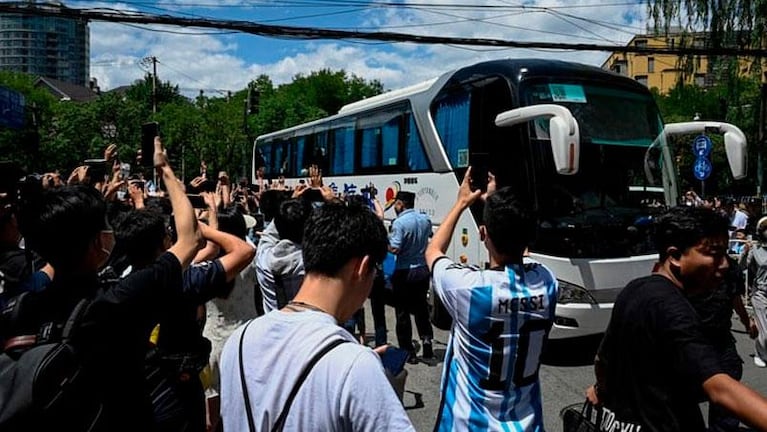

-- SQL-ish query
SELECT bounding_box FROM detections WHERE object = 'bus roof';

[338,77,438,116]
[255,58,649,142]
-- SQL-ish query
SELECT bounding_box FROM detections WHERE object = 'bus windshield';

[522,81,666,258]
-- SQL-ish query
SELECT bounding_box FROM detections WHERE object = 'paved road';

[365,303,767,431]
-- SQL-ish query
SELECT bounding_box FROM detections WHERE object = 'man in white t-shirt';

[220,202,414,431]
[426,169,558,431]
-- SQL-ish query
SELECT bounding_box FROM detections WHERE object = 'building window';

[648,57,655,73]
[694,74,706,87]
[611,60,628,76]
[635,75,648,86]
[635,39,647,48]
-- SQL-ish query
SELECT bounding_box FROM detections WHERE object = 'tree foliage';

[0,69,383,181]
[648,0,767,57]
[652,77,761,196]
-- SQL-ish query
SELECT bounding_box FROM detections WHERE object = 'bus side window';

[432,92,471,169]
[405,112,430,171]
[331,124,355,175]
[311,130,330,174]
[295,136,306,176]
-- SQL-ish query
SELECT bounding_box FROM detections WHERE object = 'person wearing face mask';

[741,216,767,368]
[7,137,203,431]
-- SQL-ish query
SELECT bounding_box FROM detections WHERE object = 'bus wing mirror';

[663,121,747,180]
[495,104,580,175]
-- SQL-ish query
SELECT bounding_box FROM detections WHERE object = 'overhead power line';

[1,2,766,57]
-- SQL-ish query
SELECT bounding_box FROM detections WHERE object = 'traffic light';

[247,88,260,115]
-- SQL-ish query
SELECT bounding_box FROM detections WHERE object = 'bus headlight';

[557,280,597,305]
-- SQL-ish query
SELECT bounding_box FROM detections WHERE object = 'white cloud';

[87,0,650,95]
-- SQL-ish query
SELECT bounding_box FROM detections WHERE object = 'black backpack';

[0,293,105,431]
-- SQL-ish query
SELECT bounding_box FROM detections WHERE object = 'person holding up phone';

[426,167,558,431]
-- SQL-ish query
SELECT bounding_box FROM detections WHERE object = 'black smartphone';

[200,179,217,193]
[186,194,207,209]
[302,188,324,203]
[83,158,108,183]
[470,153,489,192]
[141,122,160,167]
[380,347,410,375]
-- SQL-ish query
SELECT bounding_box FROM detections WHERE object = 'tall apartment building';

[601,32,714,94]
[0,1,89,86]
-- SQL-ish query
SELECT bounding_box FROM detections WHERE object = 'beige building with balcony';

[602,33,714,94]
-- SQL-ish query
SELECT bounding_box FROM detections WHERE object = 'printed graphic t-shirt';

[597,274,724,432]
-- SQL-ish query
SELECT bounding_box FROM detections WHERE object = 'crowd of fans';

[4,140,767,432]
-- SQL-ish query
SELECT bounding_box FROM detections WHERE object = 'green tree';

[0,71,56,171]
[648,0,767,196]
[125,73,186,116]
[653,78,761,196]
[254,70,382,134]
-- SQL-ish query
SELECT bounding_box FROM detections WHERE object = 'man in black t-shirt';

[588,206,767,432]
[686,255,758,431]
[12,137,204,431]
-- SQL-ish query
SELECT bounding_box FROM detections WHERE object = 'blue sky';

[69,0,648,97]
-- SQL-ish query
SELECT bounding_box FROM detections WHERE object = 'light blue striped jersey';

[431,256,558,432]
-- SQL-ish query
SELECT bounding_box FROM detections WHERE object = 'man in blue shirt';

[389,191,434,362]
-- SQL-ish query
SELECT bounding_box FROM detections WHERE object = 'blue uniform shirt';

[389,208,432,270]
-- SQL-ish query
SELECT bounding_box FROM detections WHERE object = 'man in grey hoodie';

[255,199,311,312]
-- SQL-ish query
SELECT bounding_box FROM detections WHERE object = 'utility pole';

[151,56,157,113]
[140,56,158,113]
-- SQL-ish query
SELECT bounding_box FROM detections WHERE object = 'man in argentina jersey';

[426,169,557,431]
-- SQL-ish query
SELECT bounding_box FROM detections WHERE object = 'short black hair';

[483,186,536,257]
[218,205,247,240]
[274,199,311,244]
[144,196,172,216]
[344,194,368,208]
[302,202,387,277]
[114,209,168,267]
[259,189,289,222]
[20,185,108,270]
[653,206,729,261]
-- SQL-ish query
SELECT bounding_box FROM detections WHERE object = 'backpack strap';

[239,320,257,432]
[62,298,91,342]
[271,338,349,432]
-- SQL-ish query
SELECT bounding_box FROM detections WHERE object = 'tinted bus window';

[406,114,430,171]
[295,135,306,176]
[359,128,379,168]
[331,124,355,175]
[433,92,470,169]
[381,117,399,167]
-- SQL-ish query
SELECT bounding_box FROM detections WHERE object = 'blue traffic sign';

[693,156,712,180]
[692,134,712,157]
[0,86,25,129]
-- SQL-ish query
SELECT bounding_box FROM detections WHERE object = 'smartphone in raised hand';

[469,153,489,192]
[83,158,108,184]
[141,122,160,167]
[186,194,207,209]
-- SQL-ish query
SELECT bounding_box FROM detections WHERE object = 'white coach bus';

[252,58,747,339]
